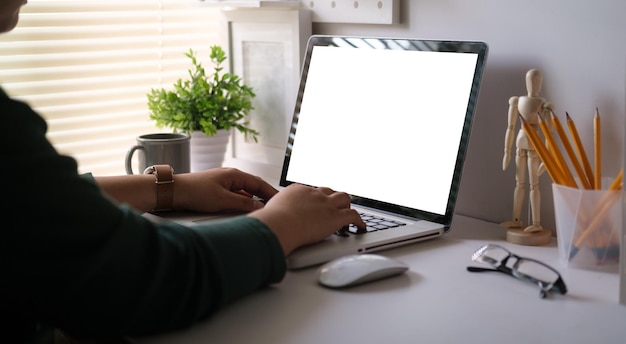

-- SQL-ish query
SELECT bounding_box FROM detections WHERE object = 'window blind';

[0,0,220,176]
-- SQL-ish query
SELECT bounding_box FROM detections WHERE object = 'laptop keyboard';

[335,212,407,237]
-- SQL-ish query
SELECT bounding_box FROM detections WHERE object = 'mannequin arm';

[503,96,519,170]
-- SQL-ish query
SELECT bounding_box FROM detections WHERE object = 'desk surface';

[135,215,626,343]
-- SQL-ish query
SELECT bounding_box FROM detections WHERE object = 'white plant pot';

[190,130,230,172]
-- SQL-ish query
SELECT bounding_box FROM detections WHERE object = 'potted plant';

[147,45,258,171]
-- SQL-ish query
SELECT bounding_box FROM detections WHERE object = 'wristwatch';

[143,164,174,211]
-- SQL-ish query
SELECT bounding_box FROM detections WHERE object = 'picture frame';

[220,8,312,176]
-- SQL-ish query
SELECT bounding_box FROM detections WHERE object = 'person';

[1,1,366,342]
[500,68,553,237]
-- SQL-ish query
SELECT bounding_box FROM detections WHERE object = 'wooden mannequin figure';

[500,68,552,246]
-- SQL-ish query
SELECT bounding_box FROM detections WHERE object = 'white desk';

[134,215,626,343]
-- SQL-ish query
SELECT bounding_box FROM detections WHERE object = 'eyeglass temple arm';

[466,266,513,276]
[468,266,568,295]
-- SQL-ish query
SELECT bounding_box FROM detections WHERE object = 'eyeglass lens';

[514,259,559,283]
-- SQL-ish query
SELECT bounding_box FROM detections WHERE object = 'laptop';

[152,35,488,269]
[279,35,488,269]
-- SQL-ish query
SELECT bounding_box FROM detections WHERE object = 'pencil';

[538,113,577,188]
[569,168,623,260]
[519,115,565,185]
[550,111,592,189]
[566,112,595,188]
[594,108,601,189]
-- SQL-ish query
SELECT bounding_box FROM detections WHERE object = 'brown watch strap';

[144,164,174,211]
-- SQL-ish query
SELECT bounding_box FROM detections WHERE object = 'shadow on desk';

[447,214,511,241]
[310,270,418,294]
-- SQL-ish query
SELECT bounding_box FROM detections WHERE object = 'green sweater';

[0,88,287,341]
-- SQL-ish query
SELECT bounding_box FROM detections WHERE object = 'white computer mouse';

[317,254,409,288]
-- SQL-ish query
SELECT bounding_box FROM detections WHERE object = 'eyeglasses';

[467,244,567,298]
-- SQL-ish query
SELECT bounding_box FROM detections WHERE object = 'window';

[0,0,220,176]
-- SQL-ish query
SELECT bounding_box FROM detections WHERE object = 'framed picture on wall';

[220,8,311,177]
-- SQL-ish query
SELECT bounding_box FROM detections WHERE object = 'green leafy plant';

[147,45,259,142]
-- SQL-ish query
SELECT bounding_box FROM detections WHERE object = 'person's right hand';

[248,183,366,255]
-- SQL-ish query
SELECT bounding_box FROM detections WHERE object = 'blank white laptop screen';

[284,39,480,217]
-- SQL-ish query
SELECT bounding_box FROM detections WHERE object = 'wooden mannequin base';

[506,228,552,246]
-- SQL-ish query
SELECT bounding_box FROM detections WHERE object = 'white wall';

[313,0,626,232]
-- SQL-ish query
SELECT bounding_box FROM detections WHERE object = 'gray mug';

[125,133,190,174]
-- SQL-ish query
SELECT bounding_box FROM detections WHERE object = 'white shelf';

[301,0,397,24]
[192,0,301,9]
[192,0,398,24]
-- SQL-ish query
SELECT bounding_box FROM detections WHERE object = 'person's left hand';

[174,167,278,213]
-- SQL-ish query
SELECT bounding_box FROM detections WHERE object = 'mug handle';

[125,145,144,174]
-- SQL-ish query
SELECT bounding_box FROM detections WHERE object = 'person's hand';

[174,168,278,213]
[248,184,366,255]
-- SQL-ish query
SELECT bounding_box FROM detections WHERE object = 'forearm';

[95,168,275,215]
[96,172,301,255]
[95,174,158,212]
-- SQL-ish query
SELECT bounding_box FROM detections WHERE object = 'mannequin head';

[525,69,543,97]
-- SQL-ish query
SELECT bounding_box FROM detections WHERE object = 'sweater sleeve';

[45,211,287,338]
[0,89,287,339]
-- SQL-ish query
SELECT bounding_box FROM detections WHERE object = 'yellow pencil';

[566,112,594,187]
[550,111,592,189]
[519,115,565,185]
[594,108,601,189]
[538,113,577,188]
